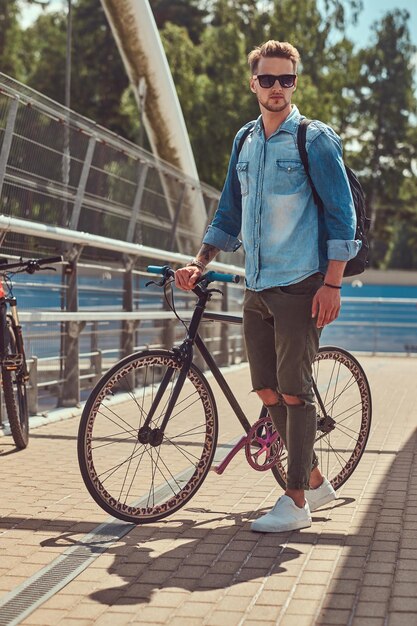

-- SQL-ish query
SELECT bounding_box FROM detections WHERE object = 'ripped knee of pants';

[280,391,315,408]
[281,393,303,406]
[254,388,279,406]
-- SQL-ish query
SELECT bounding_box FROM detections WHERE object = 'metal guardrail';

[0,73,246,425]
[0,73,229,257]
[0,214,246,420]
[20,309,245,416]
[1,73,416,428]
[2,210,417,420]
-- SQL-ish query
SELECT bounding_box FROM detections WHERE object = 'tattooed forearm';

[196,244,220,266]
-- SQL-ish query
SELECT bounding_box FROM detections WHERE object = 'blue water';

[343,283,417,298]
[321,283,417,353]
[9,274,417,355]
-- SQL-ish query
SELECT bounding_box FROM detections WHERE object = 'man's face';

[250,57,297,114]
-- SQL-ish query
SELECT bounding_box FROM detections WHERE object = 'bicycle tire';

[271,346,372,491]
[78,349,218,524]
[2,323,29,449]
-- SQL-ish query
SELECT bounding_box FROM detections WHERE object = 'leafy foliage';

[2,0,417,267]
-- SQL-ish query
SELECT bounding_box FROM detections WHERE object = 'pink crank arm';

[210,436,247,475]
[210,416,284,475]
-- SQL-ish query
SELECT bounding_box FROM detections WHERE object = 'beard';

[257,94,291,113]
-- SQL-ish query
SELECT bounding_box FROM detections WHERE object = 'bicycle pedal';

[1,355,24,369]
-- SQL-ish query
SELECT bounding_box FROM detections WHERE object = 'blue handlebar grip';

[147,265,167,275]
[205,271,240,284]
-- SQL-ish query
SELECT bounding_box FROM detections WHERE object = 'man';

[175,40,360,533]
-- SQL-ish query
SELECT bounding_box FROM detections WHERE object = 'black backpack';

[236,119,370,277]
[297,119,370,277]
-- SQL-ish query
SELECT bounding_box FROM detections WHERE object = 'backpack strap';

[236,122,256,156]
[297,118,323,210]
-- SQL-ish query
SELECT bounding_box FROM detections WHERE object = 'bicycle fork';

[137,342,193,447]
[1,298,28,380]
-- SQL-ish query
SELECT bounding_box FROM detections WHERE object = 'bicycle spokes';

[271,347,371,491]
[78,351,218,523]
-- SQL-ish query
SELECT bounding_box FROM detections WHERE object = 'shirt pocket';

[275,160,305,194]
[236,161,249,196]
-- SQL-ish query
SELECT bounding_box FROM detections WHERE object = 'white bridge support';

[100,0,207,235]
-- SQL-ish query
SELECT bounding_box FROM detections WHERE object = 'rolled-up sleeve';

[327,239,361,260]
[203,224,241,252]
[307,126,361,261]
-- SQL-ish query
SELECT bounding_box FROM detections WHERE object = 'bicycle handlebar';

[0,255,64,273]
[147,265,174,278]
[147,265,240,285]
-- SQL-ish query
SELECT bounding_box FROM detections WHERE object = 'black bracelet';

[323,282,342,290]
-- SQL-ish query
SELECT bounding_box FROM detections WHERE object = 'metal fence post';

[121,256,136,358]
[69,135,96,230]
[58,248,82,407]
[168,182,186,250]
[219,283,230,366]
[27,357,38,416]
[0,97,19,197]
[92,349,102,385]
[126,164,149,243]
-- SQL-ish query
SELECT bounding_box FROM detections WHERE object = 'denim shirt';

[203,105,361,290]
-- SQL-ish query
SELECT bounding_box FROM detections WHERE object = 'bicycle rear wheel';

[2,322,29,449]
[272,346,372,490]
[78,349,218,524]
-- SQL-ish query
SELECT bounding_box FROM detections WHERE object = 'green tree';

[20,11,67,96]
[21,0,133,140]
[383,125,417,269]
[351,10,416,266]
[0,0,23,77]
[150,0,208,43]
[160,0,367,187]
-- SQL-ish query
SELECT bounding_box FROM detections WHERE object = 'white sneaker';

[306,478,337,512]
[251,495,312,533]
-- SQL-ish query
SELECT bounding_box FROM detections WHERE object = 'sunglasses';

[253,74,297,89]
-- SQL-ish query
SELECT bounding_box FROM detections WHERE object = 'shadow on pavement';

[317,427,417,625]
[32,499,355,607]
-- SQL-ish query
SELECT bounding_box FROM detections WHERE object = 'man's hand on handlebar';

[175,266,203,291]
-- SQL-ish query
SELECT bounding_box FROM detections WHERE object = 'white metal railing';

[0,214,246,421]
[0,214,245,277]
[1,74,416,426]
[0,73,227,256]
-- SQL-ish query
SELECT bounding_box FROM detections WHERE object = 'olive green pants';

[243,273,323,490]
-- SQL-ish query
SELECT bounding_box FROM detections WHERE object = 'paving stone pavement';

[0,356,417,626]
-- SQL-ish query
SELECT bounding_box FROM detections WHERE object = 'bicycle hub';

[138,426,164,446]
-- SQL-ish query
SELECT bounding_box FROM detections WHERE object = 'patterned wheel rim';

[82,353,217,519]
[274,348,371,490]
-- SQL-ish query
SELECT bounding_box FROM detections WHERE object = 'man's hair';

[248,40,300,74]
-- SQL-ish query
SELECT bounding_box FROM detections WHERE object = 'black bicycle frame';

[140,287,330,439]
[140,287,253,437]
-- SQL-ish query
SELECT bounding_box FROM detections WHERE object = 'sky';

[345,0,416,47]
[20,0,417,52]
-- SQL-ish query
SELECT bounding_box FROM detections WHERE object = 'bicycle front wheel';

[272,346,372,491]
[78,349,218,524]
[2,323,29,450]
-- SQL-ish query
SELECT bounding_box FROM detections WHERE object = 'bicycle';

[78,265,372,524]
[0,255,63,449]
